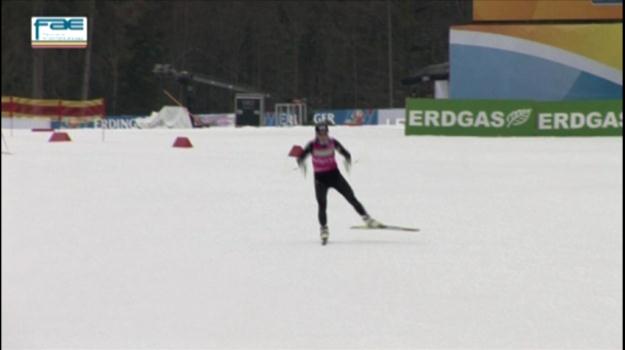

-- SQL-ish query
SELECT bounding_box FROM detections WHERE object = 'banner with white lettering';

[312,109,378,125]
[405,98,622,136]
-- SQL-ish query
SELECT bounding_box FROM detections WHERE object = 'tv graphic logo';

[31,17,87,49]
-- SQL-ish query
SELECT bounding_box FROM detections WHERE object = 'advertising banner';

[450,24,622,100]
[263,112,301,127]
[378,108,405,126]
[94,116,139,129]
[473,0,622,21]
[312,109,378,125]
[194,113,235,127]
[31,17,88,49]
[405,98,622,136]
[2,96,106,119]
[51,116,140,129]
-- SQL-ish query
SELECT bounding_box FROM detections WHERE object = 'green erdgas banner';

[405,99,623,136]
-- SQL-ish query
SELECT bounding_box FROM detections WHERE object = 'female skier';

[297,122,381,244]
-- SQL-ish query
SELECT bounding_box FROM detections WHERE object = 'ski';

[350,224,419,232]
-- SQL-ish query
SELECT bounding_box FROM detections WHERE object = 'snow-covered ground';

[2,126,622,349]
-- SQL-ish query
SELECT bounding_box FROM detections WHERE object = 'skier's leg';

[315,179,330,244]
[314,179,330,227]
[333,173,382,227]
[333,173,367,217]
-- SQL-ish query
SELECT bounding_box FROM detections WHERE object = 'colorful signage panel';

[473,0,622,21]
[450,23,622,100]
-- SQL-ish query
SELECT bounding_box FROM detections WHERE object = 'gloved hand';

[297,158,307,177]
[343,157,351,174]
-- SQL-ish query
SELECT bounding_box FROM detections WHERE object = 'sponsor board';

[263,113,301,126]
[194,113,235,127]
[51,116,139,129]
[32,17,88,49]
[378,108,405,127]
[312,109,378,125]
[94,117,138,129]
[405,99,622,136]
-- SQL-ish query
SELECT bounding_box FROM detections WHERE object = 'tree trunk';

[386,0,393,108]
[31,0,45,98]
[81,0,96,100]
[31,52,44,98]
[111,57,119,114]
[293,41,299,98]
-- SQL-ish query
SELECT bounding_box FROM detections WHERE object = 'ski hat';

[315,122,329,134]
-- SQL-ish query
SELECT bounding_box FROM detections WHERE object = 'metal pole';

[10,96,14,136]
[387,0,394,108]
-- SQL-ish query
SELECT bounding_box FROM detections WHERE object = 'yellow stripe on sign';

[454,24,623,71]
[12,97,59,107]
[63,99,104,107]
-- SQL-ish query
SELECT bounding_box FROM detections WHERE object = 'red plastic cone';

[173,136,193,148]
[49,132,71,142]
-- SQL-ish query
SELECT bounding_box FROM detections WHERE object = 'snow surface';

[1,126,622,349]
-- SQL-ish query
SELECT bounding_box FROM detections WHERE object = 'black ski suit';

[297,138,368,227]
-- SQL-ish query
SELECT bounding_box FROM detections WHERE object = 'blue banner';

[312,109,378,125]
[263,112,305,126]
[51,115,140,129]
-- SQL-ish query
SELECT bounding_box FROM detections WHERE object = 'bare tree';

[81,0,96,100]
[31,0,45,98]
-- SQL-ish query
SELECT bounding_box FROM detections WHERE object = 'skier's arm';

[297,142,313,165]
[333,139,352,161]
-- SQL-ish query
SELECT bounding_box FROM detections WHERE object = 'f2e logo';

[31,17,87,48]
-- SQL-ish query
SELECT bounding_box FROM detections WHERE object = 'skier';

[297,122,381,244]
